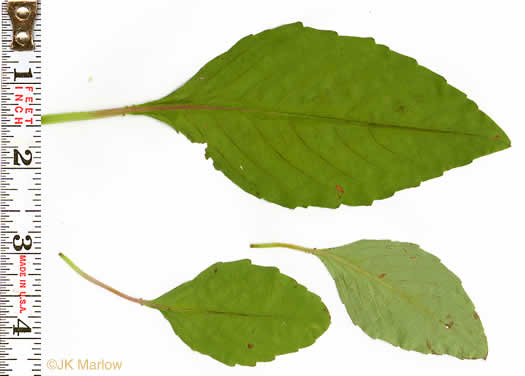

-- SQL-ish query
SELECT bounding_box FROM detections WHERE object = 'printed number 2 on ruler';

[0,1,41,376]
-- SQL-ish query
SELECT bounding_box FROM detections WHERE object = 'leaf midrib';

[149,299,316,321]
[111,103,495,139]
[149,300,273,317]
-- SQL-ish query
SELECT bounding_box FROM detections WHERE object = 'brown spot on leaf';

[213,267,218,273]
[445,321,454,329]
[409,256,416,259]
[490,135,500,139]
[336,185,344,194]
[378,273,387,279]
[248,343,254,349]
[446,314,452,319]
[473,312,480,320]
[402,248,407,254]
[426,339,437,354]
[397,105,406,112]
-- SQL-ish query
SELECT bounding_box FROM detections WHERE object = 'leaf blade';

[317,240,487,359]
[151,259,330,366]
[132,22,509,208]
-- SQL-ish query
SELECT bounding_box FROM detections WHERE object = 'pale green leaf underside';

[151,259,330,366]
[317,240,487,359]
[132,22,509,208]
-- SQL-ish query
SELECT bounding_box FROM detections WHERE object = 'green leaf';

[43,22,510,208]
[252,241,488,359]
[152,259,330,366]
[59,254,330,366]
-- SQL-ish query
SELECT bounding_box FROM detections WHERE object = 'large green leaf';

[59,255,330,366]
[151,259,330,366]
[43,22,511,208]
[252,241,487,359]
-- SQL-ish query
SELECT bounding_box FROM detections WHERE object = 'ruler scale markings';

[1,1,42,375]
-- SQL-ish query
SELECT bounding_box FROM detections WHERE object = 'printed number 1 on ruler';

[0,1,42,376]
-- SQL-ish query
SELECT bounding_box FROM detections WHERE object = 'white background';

[42,0,524,375]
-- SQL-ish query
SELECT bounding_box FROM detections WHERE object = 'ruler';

[0,1,41,375]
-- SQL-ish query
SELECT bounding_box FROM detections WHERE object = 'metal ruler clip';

[7,0,37,51]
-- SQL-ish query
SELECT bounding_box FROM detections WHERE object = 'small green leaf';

[43,22,510,209]
[59,254,330,366]
[252,241,487,359]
